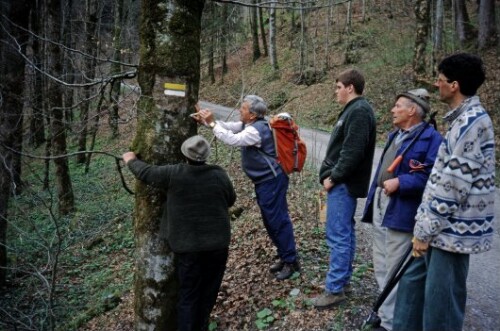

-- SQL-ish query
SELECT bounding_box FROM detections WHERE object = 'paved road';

[200,101,500,330]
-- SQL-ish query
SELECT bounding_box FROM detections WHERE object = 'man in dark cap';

[195,95,300,281]
[122,135,236,331]
[360,88,443,331]
[394,53,495,331]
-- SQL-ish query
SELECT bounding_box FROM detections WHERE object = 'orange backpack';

[268,113,307,174]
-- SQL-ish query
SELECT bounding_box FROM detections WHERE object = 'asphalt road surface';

[199,101,500,331]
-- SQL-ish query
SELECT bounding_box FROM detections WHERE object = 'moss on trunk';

[133,1,205,330]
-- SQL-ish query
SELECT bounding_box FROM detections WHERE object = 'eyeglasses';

[436,77,454,84]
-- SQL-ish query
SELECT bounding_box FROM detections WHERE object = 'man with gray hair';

[196,95,300,280]
[361,89,442,331]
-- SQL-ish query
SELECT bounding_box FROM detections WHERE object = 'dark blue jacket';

[361,124,443,232]
[241,119,283,184]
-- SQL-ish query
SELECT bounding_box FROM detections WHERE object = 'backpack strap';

[257,149,278,177]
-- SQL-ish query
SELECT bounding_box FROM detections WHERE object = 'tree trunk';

[0,0,32,286]
[433,0,444,53]
[324,0,333,71]
[346,0,352,35]
[134,0,204,329]
[258,3,268,57]
[29,0,46,148]
[109,0,125,138]
[269,0,279,72]
[454,0,473,47]
[432,0,444,76]
[77,0,99,164]
[298,1,307,74]
[412,0,430,76]
[47,0,75,215]
[208,34,215,84]
[251,0,261,62]
[221,3,228,76]
[478,0,498,49]
[62,0,75,125]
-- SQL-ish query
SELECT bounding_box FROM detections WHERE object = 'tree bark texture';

[134,1,204,330]
[478,0,498,49]
[258,5,268,57]
[221,3,228,76]
[109,0,125,138]
[251,0,261,62]
[454,0,473,47]
[77,0,99,164]
[48,0,75,215]
[0,0,32,286]
[29,0,46,148]
[269,0,279,71]
[412,0,430,76]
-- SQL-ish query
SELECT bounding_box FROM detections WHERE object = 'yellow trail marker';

[164,82,186,97]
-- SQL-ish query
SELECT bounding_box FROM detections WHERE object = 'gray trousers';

[372,187,413,331]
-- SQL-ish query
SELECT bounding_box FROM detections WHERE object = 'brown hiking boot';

[269,260,284,273]
[275,261,300,280]
[344,283,352,294]
[310,291,346,309]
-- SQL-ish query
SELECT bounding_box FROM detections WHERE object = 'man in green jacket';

[311,69,377,308]
[122,135,236,331]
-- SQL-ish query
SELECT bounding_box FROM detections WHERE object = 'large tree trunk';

[133,0,204,329]
[0,0,32,286]
[47,0,75,215]
[412,0,430,76]
[269,0,279,72]
[478,0,498,49]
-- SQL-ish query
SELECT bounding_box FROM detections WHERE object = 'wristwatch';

[209,122,216,128]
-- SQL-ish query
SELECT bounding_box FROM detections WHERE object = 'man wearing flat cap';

[122,135,236,331]
[360,89,442,331]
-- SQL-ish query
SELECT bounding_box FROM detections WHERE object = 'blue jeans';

[393,247,469,331]
[255,172,297,263]
[325,184,357,293]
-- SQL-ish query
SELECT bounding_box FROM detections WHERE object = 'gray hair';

[243,95,267,118]
[403,99,427,120]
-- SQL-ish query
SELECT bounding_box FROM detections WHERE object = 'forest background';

[0,0,499,330]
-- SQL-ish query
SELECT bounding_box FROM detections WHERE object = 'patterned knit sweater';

[414,96,496,254]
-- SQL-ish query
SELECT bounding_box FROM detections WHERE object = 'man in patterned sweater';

[393,53,496,331]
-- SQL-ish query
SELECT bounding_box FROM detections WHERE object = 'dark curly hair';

[437,53,485,96]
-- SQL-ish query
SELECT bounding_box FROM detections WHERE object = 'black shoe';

[275,261,300,280]
[269,260,285,273]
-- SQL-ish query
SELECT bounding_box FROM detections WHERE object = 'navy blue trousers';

[176,248,228,331]
[255,172,298,263]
